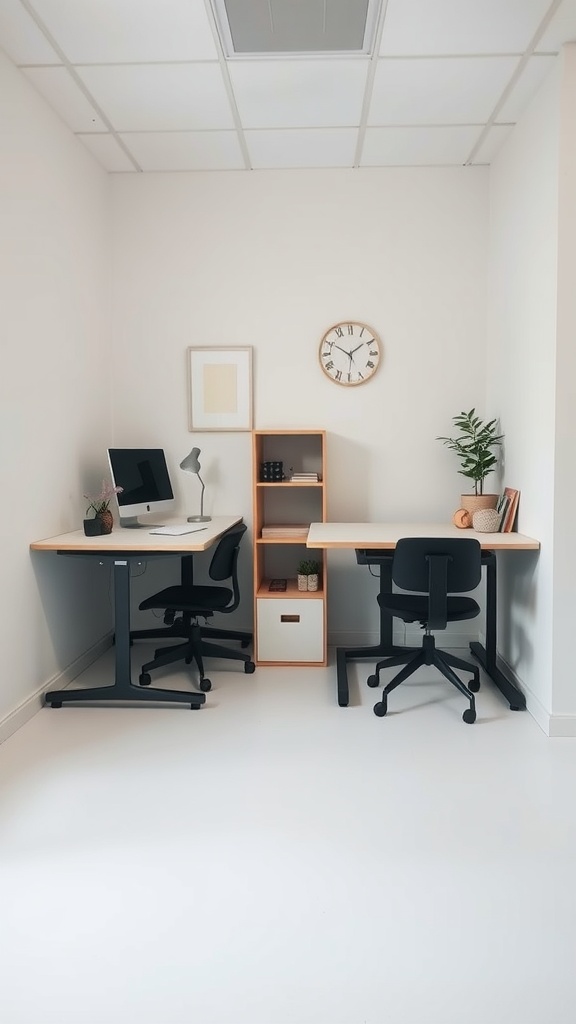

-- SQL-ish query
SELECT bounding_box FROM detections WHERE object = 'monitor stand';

[119,517,148,529]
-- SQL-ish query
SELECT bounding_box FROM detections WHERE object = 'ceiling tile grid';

[1,0,575,172]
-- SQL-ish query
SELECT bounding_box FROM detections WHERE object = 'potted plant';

[437,409,504,514]
[297,559,321,592]
[84,480,123,535]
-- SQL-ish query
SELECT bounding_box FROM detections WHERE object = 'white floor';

[1,647,576,1024]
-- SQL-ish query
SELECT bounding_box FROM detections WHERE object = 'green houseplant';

[437,409,504,513]
[297,559,321,592]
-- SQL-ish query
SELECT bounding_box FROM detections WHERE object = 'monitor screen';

[107,448,175,528]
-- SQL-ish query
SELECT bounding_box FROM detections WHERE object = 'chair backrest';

[207,524,247,611]
[393,537,482,593]
[393,537,482,630]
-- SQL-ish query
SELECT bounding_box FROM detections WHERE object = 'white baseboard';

[0,634,113,745]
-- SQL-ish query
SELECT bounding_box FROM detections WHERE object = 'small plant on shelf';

[297,559,320,576]
[297,559,321,592]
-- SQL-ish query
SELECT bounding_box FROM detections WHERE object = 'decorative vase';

[460,493,498,516]
[96,509,114,534]
[297,574,308,592]
[307,574,319,592]
[472,508,502,533]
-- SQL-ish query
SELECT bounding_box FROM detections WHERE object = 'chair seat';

[139,584,233,615]
[378,593,479,623]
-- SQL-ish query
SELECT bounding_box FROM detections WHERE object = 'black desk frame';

[44,551,205,709]
[335,549,525,711]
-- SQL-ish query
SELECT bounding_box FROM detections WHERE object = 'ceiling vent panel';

[210,0,378,56]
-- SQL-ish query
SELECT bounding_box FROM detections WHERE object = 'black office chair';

[138,524,255,692]
[367,537,482,724]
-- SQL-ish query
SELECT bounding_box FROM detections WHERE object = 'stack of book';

[291,472,319,482]
[261,524,309,538]
[497,488,520,532]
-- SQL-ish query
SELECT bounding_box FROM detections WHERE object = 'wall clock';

[319,321,382,386]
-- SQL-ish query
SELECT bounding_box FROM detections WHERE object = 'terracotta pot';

[460,494,498,516]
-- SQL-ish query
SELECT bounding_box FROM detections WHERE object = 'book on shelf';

[500,488,520,533]
[268,578,287,592]
[261,524,310,538]
[291,473,319,482]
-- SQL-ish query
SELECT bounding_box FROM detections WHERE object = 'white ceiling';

[1,0,576,173]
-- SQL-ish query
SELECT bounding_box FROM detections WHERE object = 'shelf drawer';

[256,598,324,662]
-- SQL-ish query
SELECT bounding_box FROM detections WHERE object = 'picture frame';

[187,346,253,431]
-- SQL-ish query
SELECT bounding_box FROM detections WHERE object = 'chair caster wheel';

[200,678,212,692]
[244,661,255,674]
[139,672,151,686]
[374,700,387,717]
[462,707,476,724]
[367,674,379,688]
[50,701,62,708]
[469,674,480,693]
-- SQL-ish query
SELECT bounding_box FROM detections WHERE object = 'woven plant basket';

[460,494,498,516]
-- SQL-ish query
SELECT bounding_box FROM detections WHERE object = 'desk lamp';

[180,447,211,522]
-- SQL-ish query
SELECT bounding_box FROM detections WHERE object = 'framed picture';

[187,346,253,431]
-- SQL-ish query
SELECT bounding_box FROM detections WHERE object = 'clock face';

[319,321,381,386]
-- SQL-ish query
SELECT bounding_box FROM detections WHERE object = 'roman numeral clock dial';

[319,321,382,386]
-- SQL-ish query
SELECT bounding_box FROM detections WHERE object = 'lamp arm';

[197,472,205,518]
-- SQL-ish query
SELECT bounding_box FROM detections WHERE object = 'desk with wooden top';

[30,515,242,709]
[307,522,540,710]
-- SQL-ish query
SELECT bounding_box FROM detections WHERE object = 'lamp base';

[187,515,212,522]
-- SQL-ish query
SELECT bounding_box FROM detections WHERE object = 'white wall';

[551,45,576,721]
[487,47,576,731]
[110,168,489,639]
[0,51,112,733]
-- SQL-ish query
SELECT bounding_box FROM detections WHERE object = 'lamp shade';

[180,447,201,474]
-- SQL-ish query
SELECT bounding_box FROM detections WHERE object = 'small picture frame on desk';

[187,346,253,431]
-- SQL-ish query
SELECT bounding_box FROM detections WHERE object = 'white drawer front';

[257,598,324,662]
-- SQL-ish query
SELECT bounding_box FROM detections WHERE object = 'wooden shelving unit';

[252,430,327,666]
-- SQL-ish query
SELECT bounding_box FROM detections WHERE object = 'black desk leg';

[45,559,205,709]
[335,556,411,707]
[469,551,525,710]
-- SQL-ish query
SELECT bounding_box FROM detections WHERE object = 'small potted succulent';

[437,408,504,515]
[297,558,321,592]
[84,480,123,535]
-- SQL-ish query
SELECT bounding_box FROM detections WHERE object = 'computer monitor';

[107,448,175,528]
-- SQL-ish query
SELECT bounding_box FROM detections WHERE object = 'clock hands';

[332,343,353,359]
